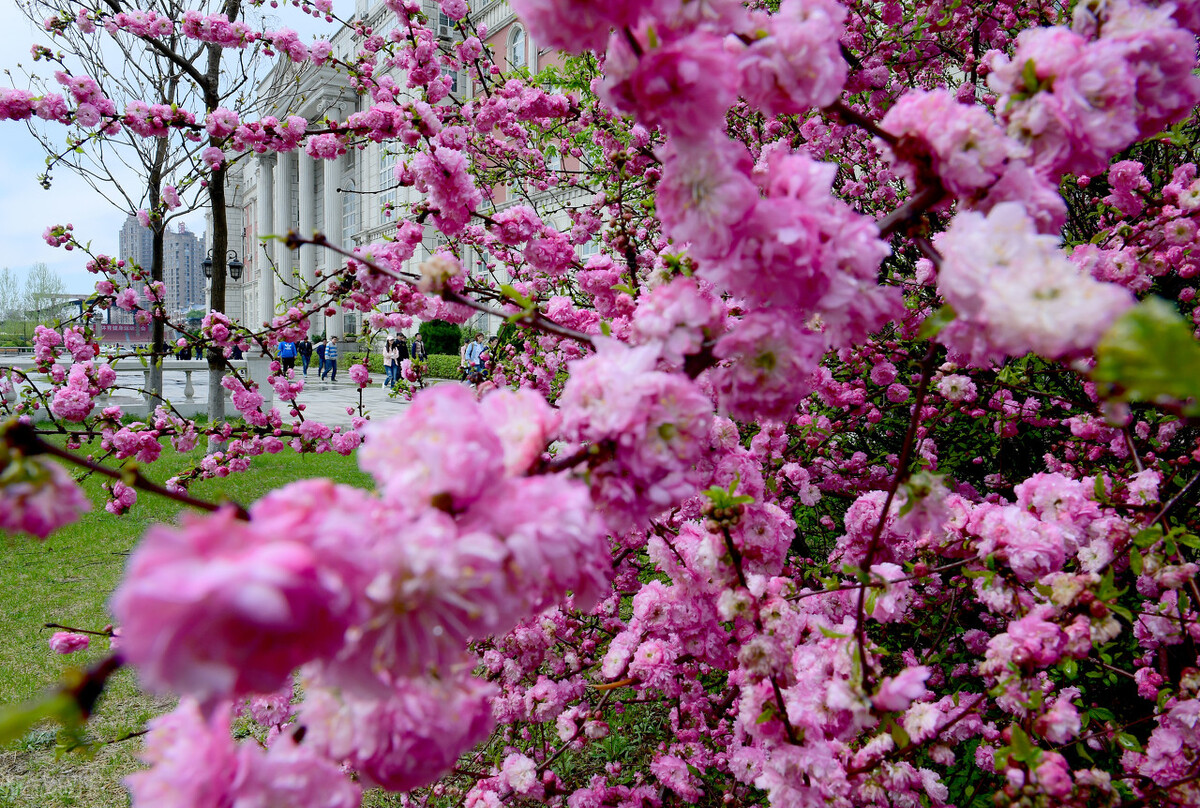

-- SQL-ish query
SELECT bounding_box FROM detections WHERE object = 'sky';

[0,1,351,295]
[0,6,133,293]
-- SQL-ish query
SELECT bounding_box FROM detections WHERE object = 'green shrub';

[343,352,384,374]
[426,354,460,379]
[418,320,462,355]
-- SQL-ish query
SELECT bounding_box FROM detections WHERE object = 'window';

[379,148,397,212]
[342,167,359,246]
[343,312,358,336]
[437,10,454,39]
[509,25,527,71]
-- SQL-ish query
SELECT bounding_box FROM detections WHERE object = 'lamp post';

[201,249,243,281]
[202,249,243,316]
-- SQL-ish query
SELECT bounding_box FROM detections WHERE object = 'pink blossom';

[709,312,825,422]
[359,384,504,510]
[881,89,1014,198]
[348,362,370,388]
[0,455,91,539]
[126,700,359,808]
[873,665,931,711]
[48,631,89,654]
[410,146,481,236]
[300,674,496,792]
[737,0,848,115]
[559,339,712,529]
[937,203,1134,361]
[111,507,354,704]
[656,133,757,261]
[507,0,652,53]
[601,31,739,140]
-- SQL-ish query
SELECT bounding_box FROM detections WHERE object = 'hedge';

[425,354,459,379]
[344,352,460,380]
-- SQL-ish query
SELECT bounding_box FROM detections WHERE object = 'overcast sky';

[0,2,351,294]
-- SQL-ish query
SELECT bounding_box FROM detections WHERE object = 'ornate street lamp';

[201,249,244,281]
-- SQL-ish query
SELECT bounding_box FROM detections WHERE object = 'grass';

[0,437,372,808]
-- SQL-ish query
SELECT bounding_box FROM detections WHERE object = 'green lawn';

[0,439,373,808]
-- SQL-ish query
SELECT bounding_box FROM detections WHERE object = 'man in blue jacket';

[278,339,297,373]
[320,336,339,382]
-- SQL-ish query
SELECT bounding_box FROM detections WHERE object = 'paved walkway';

[101,371,420,428]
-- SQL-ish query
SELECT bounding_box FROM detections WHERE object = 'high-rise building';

[117,216,207,320]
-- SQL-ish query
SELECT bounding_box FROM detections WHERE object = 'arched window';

[509,25,527,71]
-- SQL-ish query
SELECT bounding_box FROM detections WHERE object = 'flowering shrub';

[3,0,1200,807]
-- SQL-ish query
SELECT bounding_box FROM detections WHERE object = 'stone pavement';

[278,373,415,427]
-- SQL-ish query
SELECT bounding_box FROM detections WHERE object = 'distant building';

[117,216,207,322]
[209,0,587,343]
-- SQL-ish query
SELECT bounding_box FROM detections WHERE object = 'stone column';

[256,155,275,328]
[273,151,293,320]
[322,147,345,341]
[299,153,317,296]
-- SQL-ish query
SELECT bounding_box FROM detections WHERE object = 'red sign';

[99,323,153,343]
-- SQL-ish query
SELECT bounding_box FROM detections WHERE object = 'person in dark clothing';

[411,334,428,361]
[396,335,410,361]
[297,338,313,375]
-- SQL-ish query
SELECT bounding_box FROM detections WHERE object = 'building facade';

[213,0,587,343]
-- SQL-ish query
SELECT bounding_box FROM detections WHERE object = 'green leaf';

[1094,297,1200,414]
[1060,658,1078,679]
[1135,526,1164,549]
[0,694,79,747]
[818,624,849,639]
[890,720,911,749]
[1116,733,1143,752]
[1009,724,1041,765]
[756,703,776,724]
[1021,58,1039,92]
[1130,548,1144,576]
[917,304,957,340]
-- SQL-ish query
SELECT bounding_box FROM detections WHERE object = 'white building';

[210,0,589,344]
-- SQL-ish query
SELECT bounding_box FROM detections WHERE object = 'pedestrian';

[315,338,327,377]
[321,336,339,382]
[464,332,486,374]
[297,337,313,375]
[396,334,410,361]
[483,335,499,377]
[382,337,398,387]
[232,343,244,360]
[458,340,469,380]
[411,333,428,362]
[278,338,297,373]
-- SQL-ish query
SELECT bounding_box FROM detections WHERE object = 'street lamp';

[201,249,244,281]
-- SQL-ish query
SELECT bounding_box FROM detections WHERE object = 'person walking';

[396,334,410,361]
[382,337,398,387]
[464,333,486,375]
[412,333,428,362]
[278,339,297,373]
[315,338,327,378]
[321,336,339,382]
[298,338,313,375]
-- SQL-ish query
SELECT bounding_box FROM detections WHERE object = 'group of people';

[269,331,500,391]
[275,337,339,381]
[460,333,499,384]
[382,334,426,387]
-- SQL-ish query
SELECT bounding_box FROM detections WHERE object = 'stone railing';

[0,356,276,419]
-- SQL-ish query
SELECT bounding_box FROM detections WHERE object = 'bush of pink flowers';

[4,0,1200,805]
